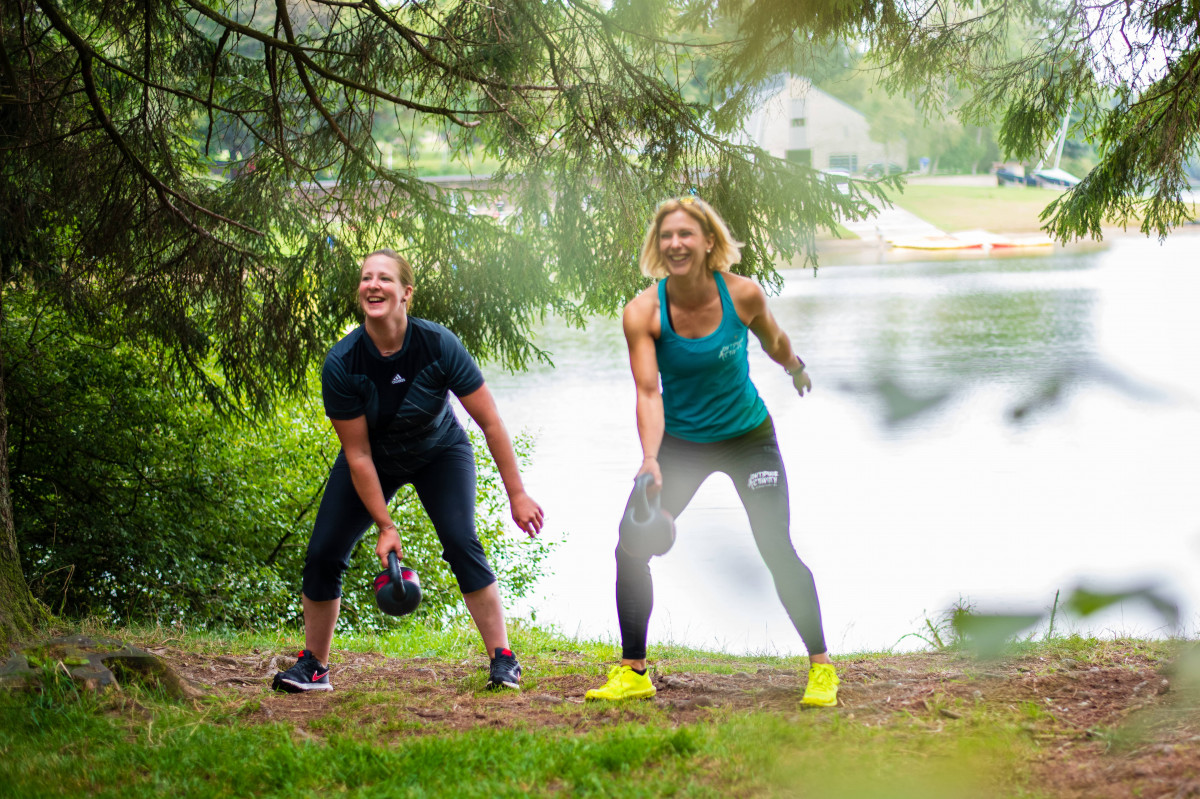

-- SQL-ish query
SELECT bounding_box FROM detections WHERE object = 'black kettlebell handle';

[633,472,659,521]
[387,551,407,600]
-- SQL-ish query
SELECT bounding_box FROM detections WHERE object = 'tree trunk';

[0,287,46,650]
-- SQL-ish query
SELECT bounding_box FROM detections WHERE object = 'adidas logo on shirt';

[391,374,406,385]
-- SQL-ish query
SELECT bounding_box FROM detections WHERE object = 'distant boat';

[995,101,1082,191]
[994,166,1080,189]
[1029,167,1080,188]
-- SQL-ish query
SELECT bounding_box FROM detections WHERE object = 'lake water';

[480,232,1200,655]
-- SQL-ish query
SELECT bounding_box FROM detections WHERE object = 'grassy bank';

[1,620,1195,798]
[890,184,1067,233]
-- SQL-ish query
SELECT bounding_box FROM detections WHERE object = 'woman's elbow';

[475,415,506,441]
[635,388,661,407]
[343,449,372,468]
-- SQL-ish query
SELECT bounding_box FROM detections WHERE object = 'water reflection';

[480,233,1200,655]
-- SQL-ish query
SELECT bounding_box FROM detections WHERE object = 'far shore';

[813,175,1200,259]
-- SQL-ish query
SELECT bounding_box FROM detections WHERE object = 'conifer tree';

[5,0,1193,642]
[0,0,876,643]
[837,0,1198,239]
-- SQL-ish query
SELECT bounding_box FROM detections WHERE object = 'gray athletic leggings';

[616,418,827,660]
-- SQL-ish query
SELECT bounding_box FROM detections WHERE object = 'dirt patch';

[160,644,1199,795]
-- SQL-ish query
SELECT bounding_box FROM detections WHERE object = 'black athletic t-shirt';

[321,319,485,466]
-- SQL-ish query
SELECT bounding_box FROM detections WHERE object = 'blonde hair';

[638,196,743,279]
[364,248,415,288]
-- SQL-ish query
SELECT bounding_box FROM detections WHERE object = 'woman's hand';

[792,368,813,397]
[509,491,544,537]
[637,456,663,492]
[375,524,403,567]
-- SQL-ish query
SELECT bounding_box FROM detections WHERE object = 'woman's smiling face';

[657,209,713,276]
[359,253,413,319]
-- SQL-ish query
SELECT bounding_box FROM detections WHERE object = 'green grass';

[0,678,1033,799]
[892,184,1068,233]
[409,147,501,178]
[815,221,860,241]
[2,620,1182,798]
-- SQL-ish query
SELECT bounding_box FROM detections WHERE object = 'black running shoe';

[486,647,522,690]
[272,649,332,693]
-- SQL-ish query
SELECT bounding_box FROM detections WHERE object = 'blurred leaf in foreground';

[1064,585,1180,630]
[952,613,1042,659]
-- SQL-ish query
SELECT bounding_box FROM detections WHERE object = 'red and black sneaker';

[272,649,332,693]
[486,648,522,690]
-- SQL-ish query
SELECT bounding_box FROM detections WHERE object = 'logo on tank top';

[391,374,406,385]
[718,340,744,361]
[747,470,779,491]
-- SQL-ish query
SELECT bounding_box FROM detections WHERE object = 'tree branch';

[363,0,564,92]
[34,0,264,242]
[180,0,484,126]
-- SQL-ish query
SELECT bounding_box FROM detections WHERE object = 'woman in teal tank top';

[654,269,768,441]
[586,196,839,708]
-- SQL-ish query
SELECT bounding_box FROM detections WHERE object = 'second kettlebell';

[373,551,422,616]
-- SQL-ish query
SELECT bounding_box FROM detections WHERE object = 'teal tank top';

[655,271,769,442]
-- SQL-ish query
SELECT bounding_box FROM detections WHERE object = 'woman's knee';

[441,537,495,594]
[752,527,807,569]
[761,543,815,585]
[301,557,347,602]
[615,542,653,570]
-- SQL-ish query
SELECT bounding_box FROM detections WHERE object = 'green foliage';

[856,0,1200,239]
[1,0,885,624]
[950,584,1181,659]
[896,597,975,652]
[2,0,871,408]
[818,61,1002,175]
[5,0,1192,640]
[1062,585,1181,630]
[952,613,1043,659]
[5,293,550,631]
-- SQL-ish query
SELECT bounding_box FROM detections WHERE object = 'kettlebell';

[619,472,676,559]
[373,552,422,616]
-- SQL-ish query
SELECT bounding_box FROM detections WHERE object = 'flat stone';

[0,635,203,699]
[658,674,688,689]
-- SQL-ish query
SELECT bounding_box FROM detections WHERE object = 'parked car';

[864,161,905,178]
[821,168,851,194]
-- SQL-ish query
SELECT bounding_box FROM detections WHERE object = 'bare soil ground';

[163,644,1200,797]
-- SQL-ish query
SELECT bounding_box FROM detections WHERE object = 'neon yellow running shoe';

[585,665,657,701]
[801,662,840,707]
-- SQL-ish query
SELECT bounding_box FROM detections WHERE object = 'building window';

[790,118,806,128]
[786,149,812,166]
[828,154,858,173]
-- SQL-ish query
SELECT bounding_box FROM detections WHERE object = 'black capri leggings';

[302,436,496,601]
[616,417,827,660]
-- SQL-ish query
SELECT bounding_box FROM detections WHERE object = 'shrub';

[7,297,550,631]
